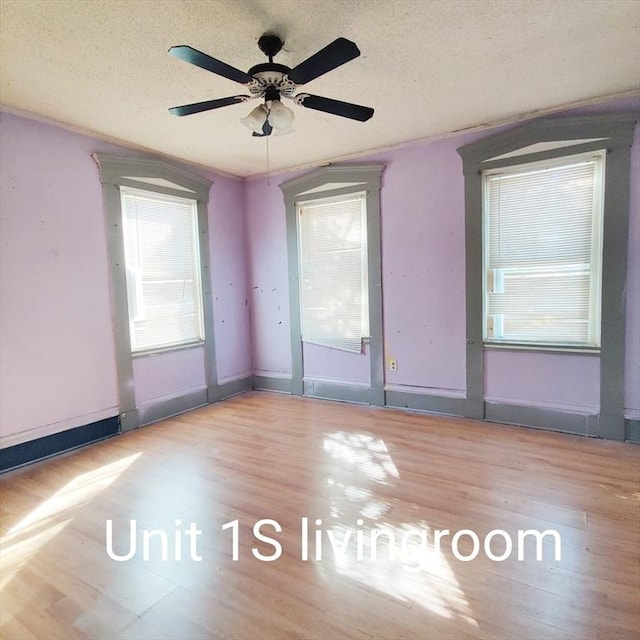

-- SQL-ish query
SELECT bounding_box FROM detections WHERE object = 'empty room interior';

[1,1,639,639]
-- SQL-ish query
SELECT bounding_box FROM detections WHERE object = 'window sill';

[483,342,600,355]
[132,341,205,358]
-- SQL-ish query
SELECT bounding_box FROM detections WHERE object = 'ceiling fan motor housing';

[248,34,296,100]
[248,71,297,100]
[257,34,284,60]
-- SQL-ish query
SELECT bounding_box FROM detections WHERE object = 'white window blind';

[483,150,605,347]
[298,193,369,353]
[120,187,204,353]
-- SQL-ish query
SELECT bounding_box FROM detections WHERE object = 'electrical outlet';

[389,358,398,372]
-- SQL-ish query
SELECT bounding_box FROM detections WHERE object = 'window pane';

[121,187,204,352]
[298,193,368,353]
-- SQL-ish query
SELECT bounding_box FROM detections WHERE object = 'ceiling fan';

[168,34,374,137]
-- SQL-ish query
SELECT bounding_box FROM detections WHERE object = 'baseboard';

[218,376,253,400]
[253,375,293,393]
[485,401,599,436]
[302,379,381,405]
[137,389,208,426]
[385,389,470,416]
[3,386,629,474]
[625,418,640,443]
[0,416,119,473]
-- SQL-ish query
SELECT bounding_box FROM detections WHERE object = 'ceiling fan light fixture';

[240,103,269,132]
[267,99,294,134]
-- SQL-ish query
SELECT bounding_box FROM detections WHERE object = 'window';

[298,192,369,352]
[95,153,216,431]
[458,113,636,438]
[120,187,204,353]
[280,163,384,401]
[482,150,605,348]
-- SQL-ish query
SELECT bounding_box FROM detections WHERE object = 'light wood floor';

[1,392,639,639]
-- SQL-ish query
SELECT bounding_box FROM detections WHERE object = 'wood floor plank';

[1,391,638,639]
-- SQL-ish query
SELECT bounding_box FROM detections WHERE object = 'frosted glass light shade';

[241,104,268,132]
[268,100,294,133]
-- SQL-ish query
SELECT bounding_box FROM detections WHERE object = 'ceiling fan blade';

[288,38,360,85]
[169,45,254,84]
[296,94,374,122]
[169,96,250,116]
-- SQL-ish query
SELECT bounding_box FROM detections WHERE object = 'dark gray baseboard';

[120,409,139,432]
[0,416,120,473]
[302,380,380,404]
[137,389,208,426]
[625,418,640,443]
[253,375,293,393]
[385,390,469,416]
[218,376,254,400]
[485,401,599,437]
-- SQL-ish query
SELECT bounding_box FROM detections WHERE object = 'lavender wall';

[0,112,251,447]
[484,351,600,413]
[303,343,370,384]
[133,348,206,408]
[209,174,252,384]
[625,123,640,420]
[245,100,640,418]
[376,138,467,394]
[244,177,291,376]
[0,113,119,447]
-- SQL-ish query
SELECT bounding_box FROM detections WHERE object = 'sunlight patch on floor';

[323,432,400,482]
[0,453,142,592]
[324,519,478,627]
[598,483,640,501]
[322,431,477,626]
[8,453,142,535]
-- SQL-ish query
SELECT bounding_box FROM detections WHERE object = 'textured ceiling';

[1,0,638,177]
